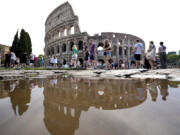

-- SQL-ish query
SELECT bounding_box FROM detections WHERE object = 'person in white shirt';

[134,40,143,68]
[53,56,57,67]
[10,52,16,67]
[146,41,156,69]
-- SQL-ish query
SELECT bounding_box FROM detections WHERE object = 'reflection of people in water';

[146,79,158,102]
[135,80,146,102]
[158,80,169,101]
[9,80,31,116]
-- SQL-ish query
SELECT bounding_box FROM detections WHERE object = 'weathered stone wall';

[44,2,145,65]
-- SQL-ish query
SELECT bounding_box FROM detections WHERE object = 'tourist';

[72,44,78,68]
[50,56,54,67]
[40,56,44,67]
[30,53,34,67]
[84,42,89,68]
[5,52,11,68]
[34,55,38,67]
[134,40,143,68]
[10,52,16,68]
[15,57,20,68]
[103,39,111,69]
[158,42,167,69]
[53,56,57,67]
[26,56,30,67]
[146,41,156,69]
[89,39,97,69]
[21,53,27,68]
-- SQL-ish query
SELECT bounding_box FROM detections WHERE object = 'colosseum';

[44,2,145,66]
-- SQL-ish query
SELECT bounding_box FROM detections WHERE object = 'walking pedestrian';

[89,39,97,69]
[30,53,34,67]
[53,56,57,67]
[158,42,167,69]
[84,42,89,68]
[5,52,11,68]
[103,39,111,69]
[72,44,78,68]
[10,52,16,68]
[40,56,44,67]
[134,40,143,68]
[146,41,156,69]
[21,53,27,68]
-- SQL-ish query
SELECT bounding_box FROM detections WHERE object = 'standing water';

[0,76,180,135]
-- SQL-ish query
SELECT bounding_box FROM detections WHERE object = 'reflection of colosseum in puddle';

[44,2,145,65]
[43,78,147,135]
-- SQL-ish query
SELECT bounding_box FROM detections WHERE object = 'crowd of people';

[1,52,44,68]
[48,39,167,70]
[0,39,167,70]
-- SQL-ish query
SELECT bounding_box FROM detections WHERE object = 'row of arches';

[46,40,84,56]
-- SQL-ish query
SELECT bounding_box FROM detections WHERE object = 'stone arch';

[69,26,75,35]
[70,41,74,51]
[112,45,117,56]
[119,46,122,56]
[51,47,54,55]
[79,58,83,65]
[124,47,127,56]
[56,46,60,53]
[62,43,66,52]
[78,40,83,50]
[47,49,51,56]
[63,59,66,65]
[98,42,104,47]
[119,40,123,46]
[63,28,67,37]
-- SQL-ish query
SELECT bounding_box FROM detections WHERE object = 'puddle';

[0,76,180,135]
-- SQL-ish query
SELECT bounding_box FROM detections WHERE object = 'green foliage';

[167,54,179,63]
[10,29,32,57]
[10,30,19,56]
[36,54,44,67]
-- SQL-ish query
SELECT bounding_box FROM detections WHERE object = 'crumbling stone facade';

[44,2,145,65]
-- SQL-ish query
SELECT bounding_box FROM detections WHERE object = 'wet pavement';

[0,76,180,135]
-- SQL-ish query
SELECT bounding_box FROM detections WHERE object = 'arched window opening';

[119,40,123,46]
[124,47,127,56]
[112,46,117,56]
[51,47,54,55]
[62,44,66,52]
[119,47,122,55]
[71,26,75,35]
[98,42,104,47]
[57,46,60,53]
[113,34,116,38]
[63,29,67,37]
[78,40,83,50]
[70,42,74,51]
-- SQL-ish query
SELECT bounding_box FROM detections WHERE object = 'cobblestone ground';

[0,69,180,81]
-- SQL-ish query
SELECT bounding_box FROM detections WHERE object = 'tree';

[10,30,19,56]
[167,54,179,63]
[37,54,44,67]
[10,29,32,57]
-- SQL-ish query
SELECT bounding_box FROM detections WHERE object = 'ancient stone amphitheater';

[44,2,145,65]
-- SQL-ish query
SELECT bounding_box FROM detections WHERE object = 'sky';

[0,0,180,56]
